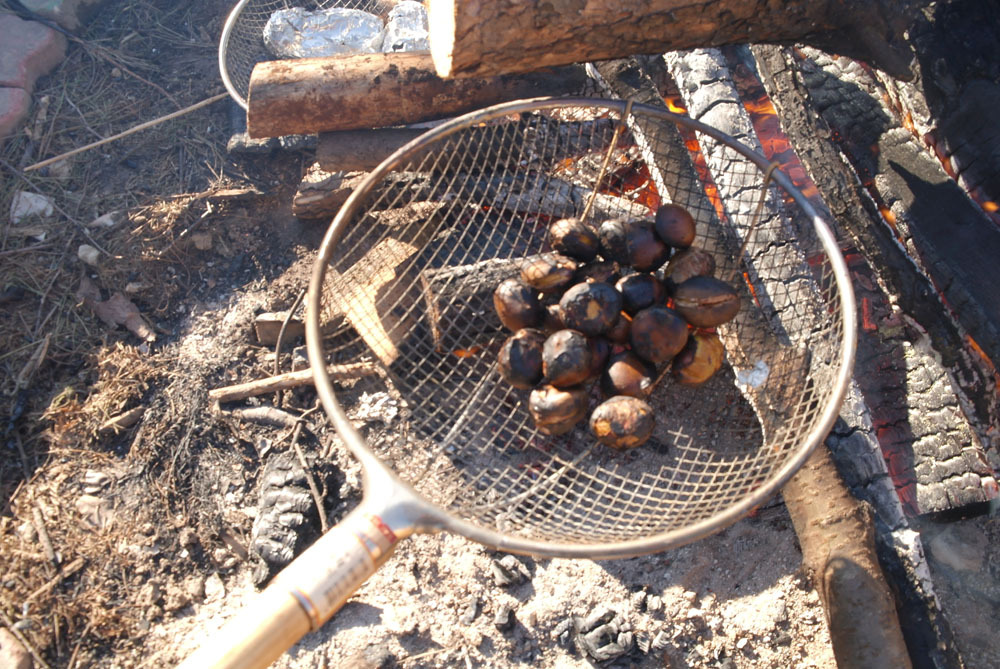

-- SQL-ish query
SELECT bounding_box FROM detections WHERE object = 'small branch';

[31,504,58,568]
[289,423,328,533]
[23,92,229,173]
[24,558,86,604]
[208,362,378,404]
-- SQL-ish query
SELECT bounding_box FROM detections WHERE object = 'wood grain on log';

[427,0,921,81]
[247,52,588,138]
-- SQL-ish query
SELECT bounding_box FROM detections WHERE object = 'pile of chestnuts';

[493,203,740,450]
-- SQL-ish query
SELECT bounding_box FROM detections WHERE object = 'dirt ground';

[1,1,997,668]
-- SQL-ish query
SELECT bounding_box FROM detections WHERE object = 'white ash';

[348,391,398,424]
[381,0,429,53]
[263,7,384,59]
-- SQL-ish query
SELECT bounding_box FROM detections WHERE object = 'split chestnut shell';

[529,384,590,435]
[558,282,622,337]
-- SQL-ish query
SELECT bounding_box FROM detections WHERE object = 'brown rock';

[0,87,30,139]
[0,15,66,90]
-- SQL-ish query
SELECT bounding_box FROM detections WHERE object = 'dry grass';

[0,1,271,663]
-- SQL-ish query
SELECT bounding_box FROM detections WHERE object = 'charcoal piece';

[494,603,516,631]
[459,595,479,625]
[250,451,340,585]
[492,554,530,587]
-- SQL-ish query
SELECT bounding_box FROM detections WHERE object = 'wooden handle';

[177,507,401,669]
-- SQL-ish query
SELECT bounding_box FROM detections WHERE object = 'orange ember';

[984,201,999,213]
[453,346,482,358]
[665,96,687,114]
[965,334,1000,388]
[742,272,762,309]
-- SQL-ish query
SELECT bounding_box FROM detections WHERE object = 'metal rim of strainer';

[306,96,858,560]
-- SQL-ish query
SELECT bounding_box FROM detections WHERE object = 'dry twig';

[208,362,378,404]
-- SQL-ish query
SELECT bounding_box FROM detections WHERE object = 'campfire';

[3,1,998,667]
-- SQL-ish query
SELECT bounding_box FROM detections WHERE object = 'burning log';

[590,47,913,665]
[427,0,922,81]
[247,52,588,138]
[747,44,1000,514]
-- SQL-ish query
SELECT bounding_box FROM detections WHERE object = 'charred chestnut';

[493,278,543,332]
[654,203,697,248]
[574,259,619,285]
[589,395,656,450]
[520,253,578,292]
[660,247,716,292]
[542,329,594,388]
[615,273,666,315]
[630,306,689,364]
[558,282,622,337]
[673,276,740,328]
[601,351,656,398]
[542,303,565,333]
[549,217,600,261]
[599,218,671,271]
[672,332,726,385]
[497,328,546,389]
[605,311,632,345]
[587,337,611,380]
[529,384,590,435]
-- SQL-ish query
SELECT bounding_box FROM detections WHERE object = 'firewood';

[427,0,923,81]
[419,257,522,351]
[782,446,913,668]
[247,52,588,138]
[292,170,368,220]
[316,129,428,173]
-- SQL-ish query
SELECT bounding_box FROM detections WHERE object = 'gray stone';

[0,15,66,90]
[494,603,515,632]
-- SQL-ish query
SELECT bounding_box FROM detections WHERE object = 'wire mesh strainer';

[181,97,856,668]
[219,0,397,109]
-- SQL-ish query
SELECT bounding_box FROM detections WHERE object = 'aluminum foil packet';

[381,0,429,53]
[263,7,384,59]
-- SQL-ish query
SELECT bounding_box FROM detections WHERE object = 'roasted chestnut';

[587,337,611,380]
[672,332,726,385]
[529,384,590,435]
[574,259,619,285]
[673,276,740,328]
[630,306,689,364]
[549,217,601,261]
[520,253,578,292]
[598,218,671,271]
[542,329,594,388]
[589,395,656,450]
[558,281,622,337]
[601,351,656,398]
[615,273,666,315]
[660,247,716,291]
[654,203,697,248]
[542,303,565,333]
[605,311,632,345]
[497,328,546,389]
[493,278,543,332]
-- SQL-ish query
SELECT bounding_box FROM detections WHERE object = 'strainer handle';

[177,504,404,669]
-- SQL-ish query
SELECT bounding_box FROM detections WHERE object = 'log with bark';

[426,0,924,81]
[247,52,589,138]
